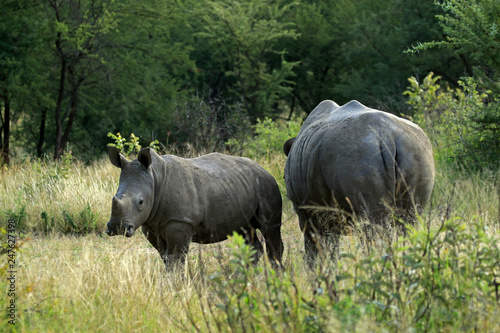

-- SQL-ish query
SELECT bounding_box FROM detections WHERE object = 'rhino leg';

[142,225,165,254]
[296,209,318,265]
[250,203,284,266]
[299,212,324,266]
[162,221,193,271]
[304,230,341,267]
[300,210,341,267]
[262,224,284,266]
[255,211,284,265]
[303,227,319,265]
[239,226,263,264]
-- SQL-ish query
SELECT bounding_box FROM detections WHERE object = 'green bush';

[228,117,301,159]
[190,219,500,332]
[107,132,159,158]
[189,233,308,332]
[170,93,251,156]
[405,72,499,170]
[62,203,98,234]
[1,192,27,232]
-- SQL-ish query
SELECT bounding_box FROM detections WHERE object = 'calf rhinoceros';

[106,146,284,270]
[283,100,435,264]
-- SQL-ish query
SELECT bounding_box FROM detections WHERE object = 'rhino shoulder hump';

[301,100,341,129]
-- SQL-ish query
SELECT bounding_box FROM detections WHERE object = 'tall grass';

[1,152,499,332]
[0,155,118,234]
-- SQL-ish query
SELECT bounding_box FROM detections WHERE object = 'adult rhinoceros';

[283,100,435,264]
[106,146,284,270]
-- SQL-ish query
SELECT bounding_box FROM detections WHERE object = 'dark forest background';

[1,0,498,167]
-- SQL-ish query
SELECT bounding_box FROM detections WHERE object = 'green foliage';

[228,117,301,158]
[107,132,159,157]
[282,0,463,114]
[406,0,500,170]
[3,0,475,160]
[196,218,500,332]
[40,211,55,234]
[435,0,500,75]
[203,233,305,332]
[314,217,499,331]
[2,202,27,233]
[107,132,140,156]
[54,151,75,179]
[192,0,299,119]
[62,203,98,234]
[102,0,194,150]
[405,72,499,169]
[170,93,251,155]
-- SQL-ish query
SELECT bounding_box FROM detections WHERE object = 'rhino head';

[106,146,156,237]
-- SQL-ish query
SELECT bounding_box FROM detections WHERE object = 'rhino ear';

[283,137,295,157]
[137,147,153,169]
[108,145,129,169]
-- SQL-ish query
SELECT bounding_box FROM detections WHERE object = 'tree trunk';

[60,91,78,155]
[37,107,48,157]
[54,45,66,160]
[4,97,9,164]
[1,95,10,165]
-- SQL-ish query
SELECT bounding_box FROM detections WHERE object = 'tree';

[3,0,196,160]
[281,0,468,115]
[3,0,490,162]
[0,0,50,164]
[44,0,118,160]
[435,0,500,169]
[408,0,500,169]
[192,0,299,120]
[434,0,499,93]
[100,0,195,146]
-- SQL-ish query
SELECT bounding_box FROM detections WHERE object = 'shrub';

[187,218,500,332]
[405,72,499,170]
[228,117,301,159]
[107,132,159,157]
[170,93,251,156]
[186,233,308,332]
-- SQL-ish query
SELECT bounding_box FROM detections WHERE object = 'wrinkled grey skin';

[106,146,284,270]
[284,100,435,264]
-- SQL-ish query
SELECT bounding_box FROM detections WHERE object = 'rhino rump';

[285,100,435,225]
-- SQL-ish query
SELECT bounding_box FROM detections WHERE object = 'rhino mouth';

[124,225,135,237]
[106,221,135,237]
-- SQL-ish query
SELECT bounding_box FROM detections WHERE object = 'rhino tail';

[379,138,418,219]
[379,137,399,206]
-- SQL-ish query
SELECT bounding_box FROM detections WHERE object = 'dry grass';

[0,156,119,233]
[9,215,309,332]
[17,234,180,332]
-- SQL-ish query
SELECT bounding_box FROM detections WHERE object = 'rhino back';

[151,153,280,242]
[298,100,340,133]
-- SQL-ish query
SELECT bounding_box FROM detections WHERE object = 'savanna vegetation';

[1,0,499,332]
[0,128,498,332]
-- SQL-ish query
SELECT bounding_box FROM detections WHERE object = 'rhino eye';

[138,199,144,206]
